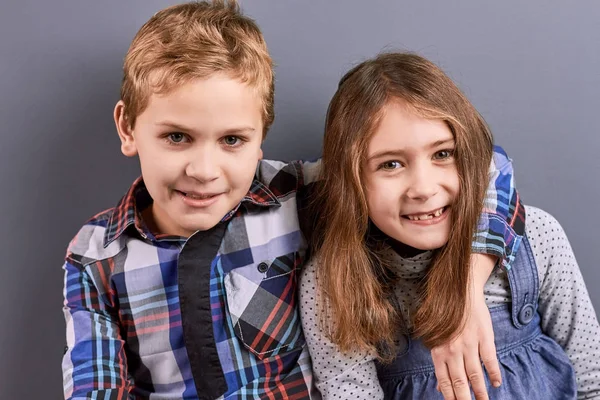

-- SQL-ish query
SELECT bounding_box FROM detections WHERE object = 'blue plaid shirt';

[62,150,524,399]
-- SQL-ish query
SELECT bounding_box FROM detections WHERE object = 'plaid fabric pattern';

[62,160,314,400]
[62,148,524,400]
[475,145,526,270]
[223,251,304,359]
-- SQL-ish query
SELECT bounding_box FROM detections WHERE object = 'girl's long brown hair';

[313,52,493,358]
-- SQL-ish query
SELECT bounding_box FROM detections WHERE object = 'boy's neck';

[141,206,161,236]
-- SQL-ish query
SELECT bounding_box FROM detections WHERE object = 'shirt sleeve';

[525,206,600,399]
[299,259,383,399]
[472,145,526,270]
[62,259,133,400]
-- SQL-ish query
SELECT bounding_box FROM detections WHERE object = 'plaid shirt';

[62,149,524,400]
[477,145,525,270]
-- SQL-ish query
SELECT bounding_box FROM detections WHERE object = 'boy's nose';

[185,154,220,182]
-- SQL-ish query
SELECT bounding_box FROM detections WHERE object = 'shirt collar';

[103,177,152,247]
[103,177,281,247]
[218,178,281,221]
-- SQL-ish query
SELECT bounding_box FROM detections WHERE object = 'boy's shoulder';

[65,177,154,268]
[65,207,127,268]
[256,159,321,196]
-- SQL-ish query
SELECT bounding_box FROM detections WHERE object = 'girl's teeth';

[407,207,444,220]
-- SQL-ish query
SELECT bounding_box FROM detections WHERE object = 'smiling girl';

[300,52,600,399]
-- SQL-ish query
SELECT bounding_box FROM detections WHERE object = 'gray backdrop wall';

[1,1,598,398]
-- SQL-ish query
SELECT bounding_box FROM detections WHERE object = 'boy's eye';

[223,136,241,146]
[168,133,187,143]
[379,160,402,170]
[433,149,454,160]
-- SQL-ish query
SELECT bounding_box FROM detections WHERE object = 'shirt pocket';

[224,251,305,360]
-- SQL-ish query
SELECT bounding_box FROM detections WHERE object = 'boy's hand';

[430,254,501,400]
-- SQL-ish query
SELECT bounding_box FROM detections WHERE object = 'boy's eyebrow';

[221,127,257,135]
[368,138,455,161]
[155,121,193,132]
[155,121,256,135]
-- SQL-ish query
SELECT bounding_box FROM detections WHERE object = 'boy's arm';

[473,145,525,270]
[431,255,500,400]
[430,146,525,400]
[62,260,133,400]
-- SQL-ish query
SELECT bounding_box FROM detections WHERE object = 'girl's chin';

[399,237,448,251]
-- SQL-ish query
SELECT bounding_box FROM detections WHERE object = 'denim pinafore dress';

[376,236,577,399]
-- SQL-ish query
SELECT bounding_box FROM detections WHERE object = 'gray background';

[1,1,598,398]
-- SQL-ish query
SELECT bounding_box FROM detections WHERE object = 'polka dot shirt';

[299,206,600,398]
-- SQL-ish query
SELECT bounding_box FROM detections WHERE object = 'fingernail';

[492,380,501,388]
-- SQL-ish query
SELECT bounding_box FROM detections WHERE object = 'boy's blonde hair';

[120,0,274,137]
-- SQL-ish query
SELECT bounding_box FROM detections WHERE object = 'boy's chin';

[181,217,224,234]
[155,213,225,237]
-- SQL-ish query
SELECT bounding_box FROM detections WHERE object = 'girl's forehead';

[368,103,453,154]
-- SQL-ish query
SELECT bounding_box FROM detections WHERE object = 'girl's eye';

[223,136,241,147]
[168,133,187,144]
[379,160,402,170]
[433,149,454,160]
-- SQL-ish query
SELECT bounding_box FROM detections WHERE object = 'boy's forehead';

[138,75,264,134]
[147,70,255,97]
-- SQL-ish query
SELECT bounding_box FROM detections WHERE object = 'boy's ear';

[114,100,138,157]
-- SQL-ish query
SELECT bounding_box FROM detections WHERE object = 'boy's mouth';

[175,190,223,208]
[402,206,448,221]
[176,190,220,200]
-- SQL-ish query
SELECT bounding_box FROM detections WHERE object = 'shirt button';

[518,304,535,325]
[257,262,269,273]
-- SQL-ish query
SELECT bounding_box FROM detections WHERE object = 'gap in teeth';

[408,207,444,220]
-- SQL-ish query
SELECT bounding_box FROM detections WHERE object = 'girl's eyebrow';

[368,138,455,161]
[429,138,455,149]
[367,149,406,162]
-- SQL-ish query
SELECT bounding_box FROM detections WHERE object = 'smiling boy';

[62,3,314,399]
[116,74,265,237]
